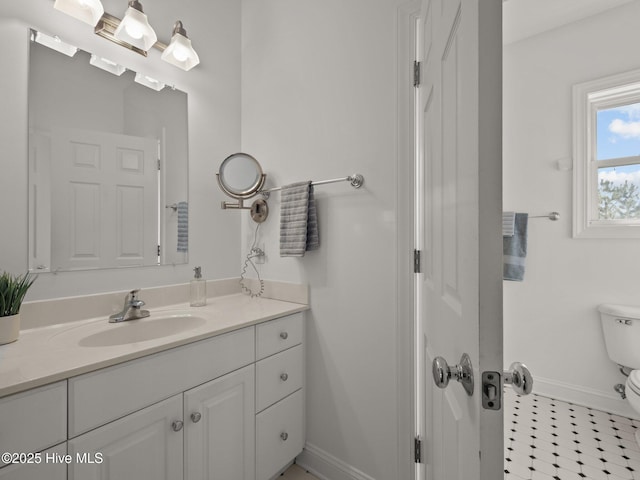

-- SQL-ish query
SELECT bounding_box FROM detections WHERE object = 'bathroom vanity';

[0,289,307,480]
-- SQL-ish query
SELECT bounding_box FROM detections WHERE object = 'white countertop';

[0,293,308,398]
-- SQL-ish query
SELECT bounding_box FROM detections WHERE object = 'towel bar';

[529,212,560,221]
[259,174,364,197]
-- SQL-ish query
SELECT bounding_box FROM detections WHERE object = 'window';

[574,69,640,238]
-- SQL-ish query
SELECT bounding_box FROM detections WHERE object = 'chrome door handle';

[504,362,533,395]
[432,353,474,396]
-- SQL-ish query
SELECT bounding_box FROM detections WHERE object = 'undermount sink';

[76,314,207,347]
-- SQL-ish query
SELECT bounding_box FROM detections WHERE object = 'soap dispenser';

[190,266,206,307]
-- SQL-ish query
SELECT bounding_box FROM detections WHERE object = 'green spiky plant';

[0,271,36,317]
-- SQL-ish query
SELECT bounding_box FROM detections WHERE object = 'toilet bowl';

[598,304,640,446]
[627,370,640,446]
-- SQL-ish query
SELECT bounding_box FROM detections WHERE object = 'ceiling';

[503,0,637,44]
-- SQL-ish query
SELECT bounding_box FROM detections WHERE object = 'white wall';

[241,1,403,478]
[0,0,241,300]
[503,1,640,418]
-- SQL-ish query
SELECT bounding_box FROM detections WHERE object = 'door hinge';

[157,245,161,257]
[414,249,422,273]
[414,436,422,463]
[157,159,161,170]
[413,61,421,87]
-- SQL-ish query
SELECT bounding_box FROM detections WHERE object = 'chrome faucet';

[109,289,150,323]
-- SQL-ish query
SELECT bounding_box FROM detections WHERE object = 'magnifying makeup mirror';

[216,153,268,222]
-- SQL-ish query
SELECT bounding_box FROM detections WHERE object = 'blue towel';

[177,201,188,253]
[503,213,528,281]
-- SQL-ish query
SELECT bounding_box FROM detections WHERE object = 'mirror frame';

[216,152,266,200]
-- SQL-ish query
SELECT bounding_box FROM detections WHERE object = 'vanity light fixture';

[113,0,157,52]
[134,72,165,91]
[160,21,200,71]
[53,0,201,70]
[53,0,104,26]
[89,54,126,75]
[32,31,78,57]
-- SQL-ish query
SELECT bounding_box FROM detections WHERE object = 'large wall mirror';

[28,31,189,272]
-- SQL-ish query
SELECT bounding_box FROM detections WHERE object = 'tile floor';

[283,390,640,480]
[505,389,640,480]
[281,464,320,480]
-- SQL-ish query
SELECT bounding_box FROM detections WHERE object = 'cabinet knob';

[190,412,202,423]
[280,432,289,441]
[171,420,184,432]
[280,373,289,381]
[280,331,289,340]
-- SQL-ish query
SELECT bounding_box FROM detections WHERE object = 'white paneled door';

[415,1,503,479]
[51,128,159,270]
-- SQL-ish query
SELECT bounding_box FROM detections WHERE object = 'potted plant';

[0,271,36,345]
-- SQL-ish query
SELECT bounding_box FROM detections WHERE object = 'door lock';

[482,362,533,411]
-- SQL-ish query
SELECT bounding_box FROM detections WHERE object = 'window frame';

[573,68,640,238]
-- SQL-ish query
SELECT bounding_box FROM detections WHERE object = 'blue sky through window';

[597,102,640,160]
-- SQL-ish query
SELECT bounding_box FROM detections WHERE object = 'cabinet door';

[256,390,304,480]
[0,443,67,480]
[184,365,255,480]
[68,395,183,480]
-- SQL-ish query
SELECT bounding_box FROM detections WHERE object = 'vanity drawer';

[256,345,303,413]
[0,381,66,466]
[256,313,303,360]
[69,326,254,437]
[256,389,304,480]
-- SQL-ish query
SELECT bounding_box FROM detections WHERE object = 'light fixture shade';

[90,54,126,76]
[114,1,157,51]
[134,73,165,91]
[53,0,104,26]
[32,31,78,57]
[161,21,200,71]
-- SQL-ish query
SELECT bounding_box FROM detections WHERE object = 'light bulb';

[172,44,190,62]
[125,22,144,40]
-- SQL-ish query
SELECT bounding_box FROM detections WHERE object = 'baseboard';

[533,376,640,421]
[295,442,376,480]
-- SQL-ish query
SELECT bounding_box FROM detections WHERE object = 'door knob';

[504,362,533,395]
[432,353,474,396]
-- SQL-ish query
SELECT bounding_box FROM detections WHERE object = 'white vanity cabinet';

[0,311,305,480]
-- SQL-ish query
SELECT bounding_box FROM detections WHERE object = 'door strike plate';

[482,371,501,411]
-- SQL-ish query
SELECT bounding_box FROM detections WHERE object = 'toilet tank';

[598,304,640,369]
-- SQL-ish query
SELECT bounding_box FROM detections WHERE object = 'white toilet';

[598,303,640,447]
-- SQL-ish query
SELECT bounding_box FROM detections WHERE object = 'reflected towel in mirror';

[177,201,188,253]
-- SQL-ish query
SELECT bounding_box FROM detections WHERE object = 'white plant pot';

[0,313,20,345]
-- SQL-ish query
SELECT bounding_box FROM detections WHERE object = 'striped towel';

[177,201,188,253]
[503,213,528,281]
[280,182,319,257]
[502,211,515,237]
